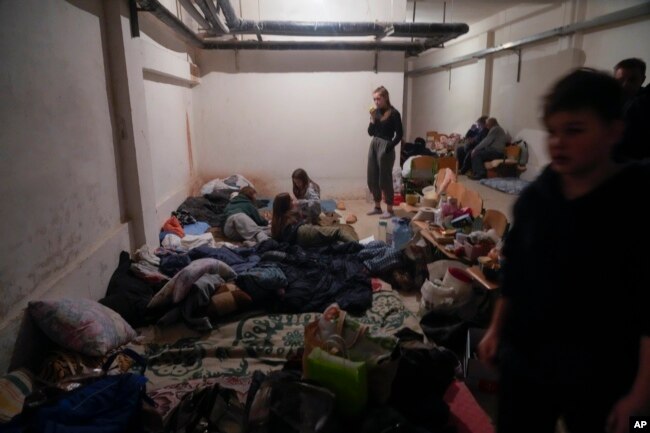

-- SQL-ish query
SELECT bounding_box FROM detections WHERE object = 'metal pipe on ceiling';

[134,0,468,55]
[407,2,650,76]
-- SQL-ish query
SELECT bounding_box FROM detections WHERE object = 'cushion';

[207,283,252,316]
[28,298,137,357]
[0,369,32,423]
[147,258,236,309]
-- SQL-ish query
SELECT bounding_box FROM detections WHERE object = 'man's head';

[543,68,624,176]
[486,118,498,129]
[477,115,488,126]
[614,58,646,99]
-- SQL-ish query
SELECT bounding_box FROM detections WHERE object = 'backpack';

[3,350,150,433]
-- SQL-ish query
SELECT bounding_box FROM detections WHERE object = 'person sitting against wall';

[292,168,322,224]
[613,57,650,161]
[222,186,270,246]
[271,193,357,248]
[468,117,508,180]
[457,115,489,174]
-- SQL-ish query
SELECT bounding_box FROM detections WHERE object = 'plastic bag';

[303,304,399,405]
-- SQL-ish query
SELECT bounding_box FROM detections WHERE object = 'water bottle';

[378,220,388,243]
[386,218,394,246]
[392,218,412,250]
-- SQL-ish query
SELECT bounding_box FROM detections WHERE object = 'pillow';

[0,369,32,423]
[147,258,236,309]
[207,283,252,316]
[28,298,137,357]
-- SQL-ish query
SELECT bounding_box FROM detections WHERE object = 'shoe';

[379,211,394,219]
[366,207,383,216]
[468,174,485,181]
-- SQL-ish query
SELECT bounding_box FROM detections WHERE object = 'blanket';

[479,177,531,195]
[127,290,421,425]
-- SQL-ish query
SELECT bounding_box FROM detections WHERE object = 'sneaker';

[379,211,394,219]
[366,207,383,216]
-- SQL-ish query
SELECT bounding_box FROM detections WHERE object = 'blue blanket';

[479,177,531,195]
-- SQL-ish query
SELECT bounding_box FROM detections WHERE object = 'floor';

[334,174,517,315]
[333,176,519,428]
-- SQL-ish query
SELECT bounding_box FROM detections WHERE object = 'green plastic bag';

[305,347,368,416]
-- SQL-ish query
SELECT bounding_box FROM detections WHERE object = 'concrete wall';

[0,0,200,373]
[193,0,407,199]
[195,50,405,199]
[407,0,650,180]
[139,13,200,224]
[0,0,131,372]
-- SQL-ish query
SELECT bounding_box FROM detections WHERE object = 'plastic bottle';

[392,218,412,250]
[386,218,395,246]
[378,220,388,243]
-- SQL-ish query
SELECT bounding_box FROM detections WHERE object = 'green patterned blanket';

[128,290,420,422]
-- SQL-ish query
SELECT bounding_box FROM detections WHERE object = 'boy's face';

[545,110,623,176]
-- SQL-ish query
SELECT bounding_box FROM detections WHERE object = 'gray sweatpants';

[367,137,395,206]
[223,213,270,242]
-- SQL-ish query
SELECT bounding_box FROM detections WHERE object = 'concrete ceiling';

[407,0,557,25]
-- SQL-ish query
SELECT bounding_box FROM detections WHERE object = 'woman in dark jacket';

[367,86,403,219]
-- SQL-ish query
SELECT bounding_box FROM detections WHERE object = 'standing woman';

[367,86,403,218]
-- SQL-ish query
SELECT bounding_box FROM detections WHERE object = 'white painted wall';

[0,0,131,372]
[195,50,405,199]
[407,1,650,181]
[144,78,196,220]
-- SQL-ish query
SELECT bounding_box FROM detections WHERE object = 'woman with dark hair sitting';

[291,168,321,224]
[271,193,356,248]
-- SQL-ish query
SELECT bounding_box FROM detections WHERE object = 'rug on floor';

[479,177,531,195]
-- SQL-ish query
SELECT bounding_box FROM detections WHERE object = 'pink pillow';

[28,298,137,357]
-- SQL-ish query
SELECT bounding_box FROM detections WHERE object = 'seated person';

[292,168,322,224]
[469,117,508,180]
[222,186,270,245]
[271,193,356,248]
[400,137,435,167]
[457,116,489,174]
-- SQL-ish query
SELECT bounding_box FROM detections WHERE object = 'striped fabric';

[0,369,32,423]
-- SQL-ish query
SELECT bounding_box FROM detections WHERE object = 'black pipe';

[217,0,242,28]
[136,0,466,55]
[227,20,468,39]
[203,39,425,54]
[136,0,203,47]
[195,0,220,32]
[199,0,229,33]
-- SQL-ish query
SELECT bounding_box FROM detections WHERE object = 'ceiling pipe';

[137,0,203,47]
[203,39,430,54]
[407,2,650,76]
[195,0,229,34]
[135,0,468,55]
[176,0,211,31]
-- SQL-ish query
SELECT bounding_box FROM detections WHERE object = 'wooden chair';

[446,181,465,201]
[404,155,437,194]
[483,209,509,238]
[460,188,483,218]
[435,168,457,194]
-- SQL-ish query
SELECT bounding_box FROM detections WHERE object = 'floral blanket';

[127,290,420,424]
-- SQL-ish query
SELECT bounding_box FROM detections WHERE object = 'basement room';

[1,0,649,432]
